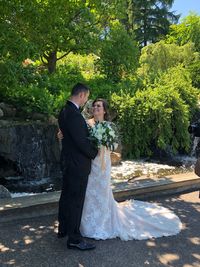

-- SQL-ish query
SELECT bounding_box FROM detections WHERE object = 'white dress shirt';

[69,100,79,110]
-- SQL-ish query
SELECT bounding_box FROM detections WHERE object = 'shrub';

[4,85,54,115]
[155,66,199,116]
[111,83,197,158]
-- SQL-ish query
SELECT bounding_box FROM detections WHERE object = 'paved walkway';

[0,191,200,267]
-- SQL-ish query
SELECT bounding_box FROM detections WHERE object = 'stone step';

[113,173,200,201]
[0,173,200,223]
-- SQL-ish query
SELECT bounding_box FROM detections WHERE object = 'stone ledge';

[0,174,200,223]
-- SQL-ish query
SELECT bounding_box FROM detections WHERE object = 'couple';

[57,83,182,251]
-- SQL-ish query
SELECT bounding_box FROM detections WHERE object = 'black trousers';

[58,165,89,243]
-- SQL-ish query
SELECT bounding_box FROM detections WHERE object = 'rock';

[0,108,3,118]
[0,103,16,117]
[31,113,47,121]
[0,121,61,180]
[111,152,121,166]
[48,115,57,125]
[0,120,15,126]
[0,185,11,199]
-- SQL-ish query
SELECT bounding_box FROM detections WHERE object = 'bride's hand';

[57,129,64,140]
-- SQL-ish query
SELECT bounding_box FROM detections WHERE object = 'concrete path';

[0,191,200,267]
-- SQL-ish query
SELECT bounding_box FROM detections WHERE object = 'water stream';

[5,154,196,198]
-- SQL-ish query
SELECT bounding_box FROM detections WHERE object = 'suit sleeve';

[65,113,98,159]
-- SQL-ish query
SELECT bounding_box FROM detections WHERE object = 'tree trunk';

[47,51,57,74]
[143,5,148,47]
[125,0,134,35]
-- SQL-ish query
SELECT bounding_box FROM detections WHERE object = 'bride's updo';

[92,98,110,121]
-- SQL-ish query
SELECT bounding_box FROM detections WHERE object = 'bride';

[59,98,182,241]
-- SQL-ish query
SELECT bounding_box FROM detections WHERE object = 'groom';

[58,83,98,250]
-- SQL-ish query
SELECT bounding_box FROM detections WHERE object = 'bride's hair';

[92,98,110,121]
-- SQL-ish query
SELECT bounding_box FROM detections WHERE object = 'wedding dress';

[80,148,182,241]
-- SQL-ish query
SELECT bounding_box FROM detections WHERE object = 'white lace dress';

[80,148,182,241]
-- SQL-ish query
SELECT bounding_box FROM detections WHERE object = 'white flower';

[96,133,102,140]
[109,129,115,138]
[89,121,119,151]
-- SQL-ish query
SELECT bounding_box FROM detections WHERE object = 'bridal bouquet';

[88,121,118,151]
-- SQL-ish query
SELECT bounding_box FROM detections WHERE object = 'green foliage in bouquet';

[88,121,118,151]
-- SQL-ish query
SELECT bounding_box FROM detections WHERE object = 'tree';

[0,0,118,73]
[96,21,139,82]
[166,13,200,52]
[138,40,199,78]
[123,0,179,46]
[0,0,33,62]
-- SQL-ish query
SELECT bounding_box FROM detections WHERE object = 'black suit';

[58,100,98,243]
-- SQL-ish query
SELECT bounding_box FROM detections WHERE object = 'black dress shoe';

[57,232,67,238]
[67,240,96,251]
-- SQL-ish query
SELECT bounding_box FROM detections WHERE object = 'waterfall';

[191,137,200,157]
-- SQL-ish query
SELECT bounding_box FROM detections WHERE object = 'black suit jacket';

[58,101,98,175]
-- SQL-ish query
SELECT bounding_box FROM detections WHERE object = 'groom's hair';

[71,83,90,96]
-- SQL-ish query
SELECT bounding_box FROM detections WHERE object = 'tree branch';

[57,51,71,61]
[56,45,88,62]
[43,52,49,60]
[40,56,47,65]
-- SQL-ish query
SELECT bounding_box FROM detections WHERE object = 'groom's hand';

[57,129,64,140]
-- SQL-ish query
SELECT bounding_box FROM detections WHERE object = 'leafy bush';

[111,88,191,158]
[46,64,85,95]
[155,66,199,115]
[0,59,85,115]
[111,67,199,158]
[4,85,54,115]
[187,60,200,89]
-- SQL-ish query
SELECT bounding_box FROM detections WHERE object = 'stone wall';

[0,120,61,180]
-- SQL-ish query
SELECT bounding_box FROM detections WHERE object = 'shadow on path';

[0,192,199,267]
